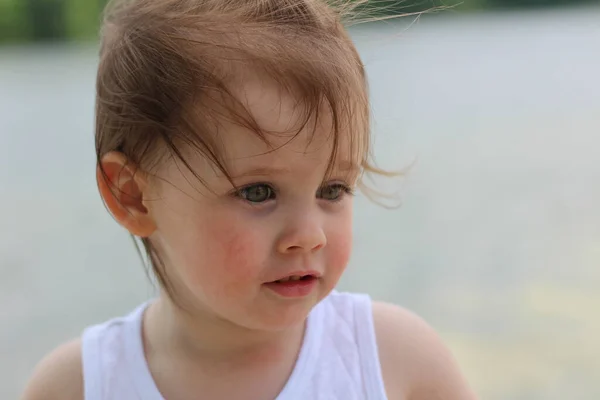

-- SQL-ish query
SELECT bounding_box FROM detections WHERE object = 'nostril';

[278,231,326,254]
[286,244,323,252]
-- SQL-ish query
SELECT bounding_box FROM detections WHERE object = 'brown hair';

[95,0,393,295]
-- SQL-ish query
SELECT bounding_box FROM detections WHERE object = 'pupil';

[323,185,341,200]
[247,185,269,202]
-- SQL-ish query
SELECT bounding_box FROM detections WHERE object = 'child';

[22,0,476,399]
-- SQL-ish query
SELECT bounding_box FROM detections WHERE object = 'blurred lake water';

[1,6,600,400]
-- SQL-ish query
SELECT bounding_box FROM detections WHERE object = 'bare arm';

[373,302,478,400]
[21,339,84,400]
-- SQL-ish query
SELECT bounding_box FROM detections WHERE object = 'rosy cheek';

[208,214,262,283]
[327,228,353,274]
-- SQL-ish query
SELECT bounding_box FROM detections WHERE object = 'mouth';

[263,273,320,298]
[272,274,317,284]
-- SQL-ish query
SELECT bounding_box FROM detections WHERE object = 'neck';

[144,293,306,367]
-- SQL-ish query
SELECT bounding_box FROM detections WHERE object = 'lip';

[263,276,319,298]
[267,270,322,282]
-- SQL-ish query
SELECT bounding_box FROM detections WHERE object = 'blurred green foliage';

[0,0,596,44]
[352,0,485,15]
[0,0,107,43]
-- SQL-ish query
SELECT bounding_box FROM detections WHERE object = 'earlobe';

[96,152,157,237]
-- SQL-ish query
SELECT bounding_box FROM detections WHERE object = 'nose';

[276,212,327,254]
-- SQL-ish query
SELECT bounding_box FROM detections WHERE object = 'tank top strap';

[122,303,164,399]
[81,322,105,400]
[350,293,388,399]
[81,302,155,400]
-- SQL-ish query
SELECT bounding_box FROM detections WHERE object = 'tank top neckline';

[122,299,326,400]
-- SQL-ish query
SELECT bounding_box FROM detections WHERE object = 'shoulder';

[20,338,84,400]
[372,301,478,400]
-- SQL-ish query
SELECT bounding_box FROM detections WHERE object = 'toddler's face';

[147,78,360,330]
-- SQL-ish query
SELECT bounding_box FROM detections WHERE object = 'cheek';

[325,215,353,275]
[214,218,261,277]
[328,230,352,268]
[192,210,267,289]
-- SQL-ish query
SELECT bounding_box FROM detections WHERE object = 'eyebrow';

[231,166,292,178]
[230,161,360,178]
[337,160,360,173]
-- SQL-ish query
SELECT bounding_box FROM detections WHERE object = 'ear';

[97,152,157,237]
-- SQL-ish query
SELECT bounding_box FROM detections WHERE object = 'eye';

[317,183,353,202]
[236,183,276,203]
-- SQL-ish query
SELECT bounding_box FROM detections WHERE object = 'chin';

[246,292,322,331]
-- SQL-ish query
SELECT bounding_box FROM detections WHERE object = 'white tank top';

[81,291,388,400]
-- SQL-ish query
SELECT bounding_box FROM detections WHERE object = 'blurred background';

[1,0,599,399]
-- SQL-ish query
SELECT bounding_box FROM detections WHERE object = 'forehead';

[217,75,364,173]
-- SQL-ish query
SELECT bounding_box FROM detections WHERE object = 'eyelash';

[320,183,355,203]
[232,182,354,204]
